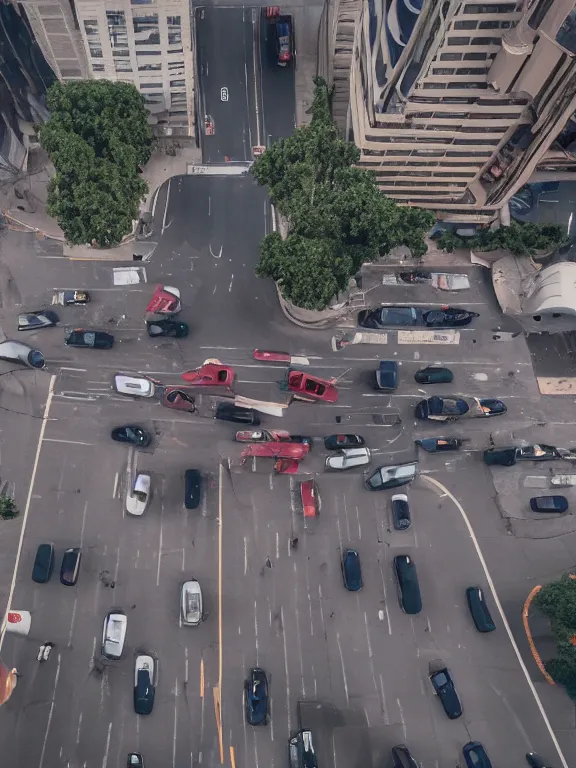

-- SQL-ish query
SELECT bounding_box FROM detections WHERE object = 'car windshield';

[380,308,415,325]
[185,592,200,616]
[433,672,448,687]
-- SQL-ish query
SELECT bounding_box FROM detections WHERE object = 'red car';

[300,480,319,518]
[235,429,292,442]
[182,362,235,389]
[145,285,181,321]
[286,370,338,403]
[241,443,310,461]
[274,458,300,474]
[161,386,197,413]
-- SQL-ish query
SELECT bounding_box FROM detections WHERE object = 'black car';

[484,444,561,466]
[245,667,269,725]
[415,396,506,420]
[32,543,54,583]
[366,463,418,491]
[289,730,317,768]
[358,306,478,329]
[391,494,411,530]
[65,329,114,349]
[530,495,568,513]
[147,319,189,338]
[416,437,463,453]
[393,555,422,614]
[391,745,418,768]
[60,547,82,586]
[111,426,152,448]
[185,469,202,510]
[18,310,59,331]
[375,360,398,391]
[466,586,496,632]
[215,402,260,425]
[134,656,155,715]
[324,434,365,450]
[341,549,363,591]
[429,666,462,719]
[463,741,492,768]
[526,753,551,768]
[414,366,453,385]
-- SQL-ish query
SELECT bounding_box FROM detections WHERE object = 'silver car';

[102,610,127,659]
[325,447,371,471]
[181,580,203,626]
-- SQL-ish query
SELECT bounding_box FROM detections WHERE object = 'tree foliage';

[251,77,434,310]
[0,496,19,520]
[437,220,566,257]
[39,80,153,247]
[534,574,576,699]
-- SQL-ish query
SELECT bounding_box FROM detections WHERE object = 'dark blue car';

[341,549,363,591]
[375,360,398,392]
[463,741,492,768]
[245,668,268,725]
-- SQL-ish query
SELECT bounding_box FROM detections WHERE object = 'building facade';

[17,0,195,137]
[333,0,576,222]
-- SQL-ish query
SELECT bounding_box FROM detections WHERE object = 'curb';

[522,585,555,685]
[275,284,351,330]
[2,210,65,243]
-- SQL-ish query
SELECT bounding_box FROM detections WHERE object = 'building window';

[141,82,163,88]
[92,63,105,71]
[447,37,470,46]
[133,13,158,32]
[464,4,517,13]
[113,49,130,57]
[107,11,126,27]
[131,0,154,4]
[168,60,185,70]
[136,51,162,56]
[135,34,160,45]
[170,78,185,87]
[454,20,477,30]
[139,63,162,71]
[168,31,181,44]
[84,19,98,36]
[168,48,183,54]
[88,41,103,58]
[528,0,553,30]
[167,15,181,26]
[440,52,462,61]
[115,60,132,72]
[556,9,576,54]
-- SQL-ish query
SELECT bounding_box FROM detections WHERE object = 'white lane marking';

[275,532,279,560]
[156,495,165,587]
[377,559,392,635]
[208,196,211,216]
[161,178,171,234]
[68,597,78,647]
[422,475,569,768]
[280,606,292,733]
[76,712,83,744]
[244,537,248,575]
[101,722,112,768]
[39,653,61,768]
[112,473,119,499]
[254,600,259,666]
[244,60,253,150]
[251,7,261,144]
[336,632,350,705]
[172,678,178,768]
[80,501,88,546]
[271,204,277,232]
[229,274,234,293]
[43,438,94,446]
[379,674,390,724]
[0,375,55,648]
[60,367,86,372]
[293,561,306,697]
[397,698,407,741]
[209,244,223,259]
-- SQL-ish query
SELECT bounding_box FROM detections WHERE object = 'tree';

[251,77,434,310]
[39,80,153,247]
[0,496,19,520]
[437,220,566,257]
[534,574,576,699]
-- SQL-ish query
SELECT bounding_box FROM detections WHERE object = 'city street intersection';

[0,4,574,768]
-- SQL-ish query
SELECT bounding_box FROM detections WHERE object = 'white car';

[126,474,151,516]
[181,580,203,626]
[102,611,127,659]
[325,447,371,471]
[113,373,157,398]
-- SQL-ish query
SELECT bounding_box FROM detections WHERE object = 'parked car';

[301,479,319,518]
[483,444,570,466]
[182,362,234,388]
[184,469,202,510]
[341,549,363,591]
[391,745,418,768]
[127,754,144,768]
[324,434,365,450]
[530,495,568,513]
[358,306,479,329]
[393,555,422,614]
[65,329,114,349]
[52,289,90,306]
[113,373,157,398]
[0,339,45,369]
[325,447,371,471]
[145,285,181,320]
[391,494,411,530]
[415,396,506,420]
[245,667,269,725]
[215,402,260,425]
[181,580,203,626]
[365,463,417,491]
[416,437,463,453]
[429,665,462,719]
[102,611,127,659]
[126,474,151,516]
[32,543,54,583]
[18,310,59,331]
[375,360,398,391]
[466,586,496,632]
[286,370,338,403]
[146,319,189,338]
[414,366,453,385]
[463,741,492,768]
[235,429,312,446]
[60,547,82,586]
[526,753,552,768]
[111,426,152,448]
[272,14,292,66]
[134,654,155,715]
[289,730,317,768]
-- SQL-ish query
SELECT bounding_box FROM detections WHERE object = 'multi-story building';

[326,0,576,223]
[17,0,195,137]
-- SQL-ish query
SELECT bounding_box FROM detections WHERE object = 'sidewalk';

[0,140,202,258]
[290,2,323,126]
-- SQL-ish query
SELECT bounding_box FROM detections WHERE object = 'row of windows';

[365,134,500,146]
[462,4,520,14]
[377,180,468,188]
[406,111,522,119]
[372,170,474,178]
[362,148,493,157]
[431,66,488,75]
[447,36,503,46]
[92,62,186,76]
[362,160,482,168]
[422,82,488,90]
[452,19,512,30]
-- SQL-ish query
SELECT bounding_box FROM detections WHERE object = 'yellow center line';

[230,746,236,768]
[217,462,224,763]
[200,658,205,698]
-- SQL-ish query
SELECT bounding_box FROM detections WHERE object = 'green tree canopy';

[251,77,434,310]
[39,80,153,248]
[0,496,19,520]
[437,220,566,257]
[534,574,576,699]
